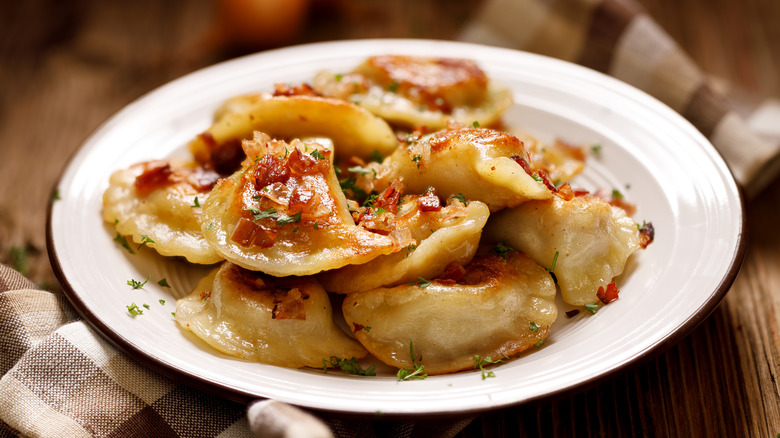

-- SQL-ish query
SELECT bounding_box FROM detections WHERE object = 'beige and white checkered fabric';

[460,0,780,196]
[0,263,470,437]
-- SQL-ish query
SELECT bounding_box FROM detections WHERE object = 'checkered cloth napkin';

[0,262,471,437]
[460,0,780,196]
[4,0,780,437]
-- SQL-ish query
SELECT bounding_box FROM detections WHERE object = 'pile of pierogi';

[103,55,654,377]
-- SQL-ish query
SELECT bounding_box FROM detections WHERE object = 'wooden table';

[2,0,778,436]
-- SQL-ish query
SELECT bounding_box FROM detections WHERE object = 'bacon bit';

[287,147,330,176]
[510,154,535,177]
[439,261,466,283]
[231,217,260,247]
[418,187,442,212]
[555,183,575,201]
[200,290,211,301]
[186,166,221,192]
[254,154,290,190]
[211,138,245,175]
[230,217,278,248]
[271,288,308,320]
[252,226,278,248]
[134,161,173,196]
[372,178,404,214]
[565,309,581,318]
[288,186,315,213]
[536,169,556,191]
[352,323,366,333]
[272,82,318,97]
[596,282,620,304]
[638,222,655,249]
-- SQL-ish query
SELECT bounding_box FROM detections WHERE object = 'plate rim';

[46,38,747,417]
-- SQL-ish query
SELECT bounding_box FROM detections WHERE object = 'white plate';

[48,39,744,416]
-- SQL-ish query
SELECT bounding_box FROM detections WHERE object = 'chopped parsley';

[387,81,400,93]
[204,223,215,231]
[245,207,279,221]
[277,211,302,226]
[534,338,545,348]
[473,354,506,379]
[585,302,599,314]
[127,275,151,290]
[410,277,432,288]
[51,189,61,202]
[472,121,480,128]
[126,302,144,316]
[322,356,376,376]
[411,155,422,168]
[310,149,326,160]
[159,299,166,305]
[591,144,602,154]
[547,251,559,274]
[611,189,624,200]
[136,235,155,250]
[453,193,467,206]
[157,278,170,288]
[491,241,517,259]
[113,233,134,254]
[531,173,543,182]
[637,220,647,231]
[405,244,417,257]
[396,341,428,381]
[529,322,539,333]
[190,196,201,208]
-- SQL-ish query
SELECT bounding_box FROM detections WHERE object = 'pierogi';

[188,94,399,174]
[319,194,490,294]
[341,251,557,375]
[312,55,513,129]
[484,195,641,306]
[102,159,223,264]
[374,126,552,212]
[200,133,399,276]
[104,54,653,377]
[175,262,367,368]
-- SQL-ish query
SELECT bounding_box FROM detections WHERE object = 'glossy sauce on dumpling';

[312,55,513,129]
[201,133,399,276]
[175,262,367,368]
[342,251,557,375]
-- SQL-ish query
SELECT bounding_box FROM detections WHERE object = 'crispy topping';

[638,222,655,249]
[134,161,173,196]
[596,282,620,304]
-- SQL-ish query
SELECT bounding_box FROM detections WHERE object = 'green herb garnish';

[491,241,517,259]
[157,278,170,288]
[453,193,467,206]
[136,235,155,250]
[245,207,279,222]
[126,302,144,316]
[190,196,201,208]
[585,302,599,314]
[322,356,376,376]
[277,211,302,226]
[473,354,506,379]
[396,341,428,381]
[127,275,151,290]
[529,322,539,333]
